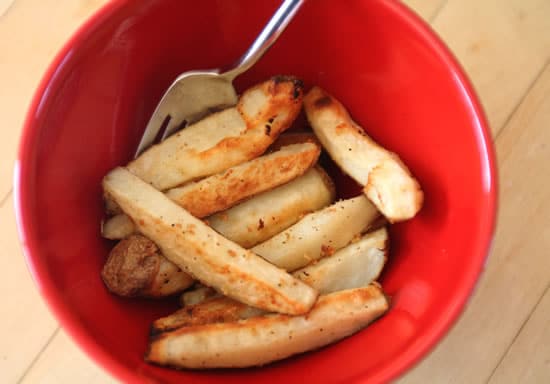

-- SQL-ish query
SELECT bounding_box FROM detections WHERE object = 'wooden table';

[1,1,549,382]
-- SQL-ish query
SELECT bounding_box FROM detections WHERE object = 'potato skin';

[103,167,318,315]
[101,235,193,297]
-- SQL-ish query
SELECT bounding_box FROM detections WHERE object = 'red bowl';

[14,0,497,383]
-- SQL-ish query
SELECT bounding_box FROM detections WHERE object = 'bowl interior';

[16,0,496,383]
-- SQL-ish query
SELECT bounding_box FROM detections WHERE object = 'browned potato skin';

[146,285,389,369]
[152,296,264,335]
[103,167,318,315]
[101,235,193,297]
[100,165,334,298]
[165,142,320,218]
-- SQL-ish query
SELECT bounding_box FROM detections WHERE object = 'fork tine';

[135,105,171,157]
[161,117,186,141]
[135,115,164,157]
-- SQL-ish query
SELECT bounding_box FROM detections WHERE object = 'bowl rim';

[13,0,498,383]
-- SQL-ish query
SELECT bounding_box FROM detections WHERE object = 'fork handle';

[224,0,305,81]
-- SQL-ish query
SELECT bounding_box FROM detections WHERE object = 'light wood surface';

[1,0,549,383]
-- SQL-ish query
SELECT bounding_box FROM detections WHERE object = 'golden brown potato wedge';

[304,86,423,222]
[153,296,265,334]
[293,227,388,294]
[102,165,335,248]
[208,166,335,248]
[100,166,334,297]
[103,167,317,315]
[251,195,379,271]
[165,142,320,218]
[156,228,388,331]
[101,235,194,297]
[127,76,304,190]
[146,285,388,368]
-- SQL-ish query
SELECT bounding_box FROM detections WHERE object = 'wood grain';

[0,194,58,383]
[402,0,447,21]
[429,0,550,136]
[0,0,109,200]
[488,284,550,384]
[398,62,550,383]
[0,0,15,18]
[19,329,117,384]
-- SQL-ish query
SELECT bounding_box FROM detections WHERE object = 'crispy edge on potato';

[208,165,335,248]
[152,296,265,335]
[101,235,194,297]
[102,165,335,246]
[127,76,304,190]
[145,285,389,369]
[165,142,320,218]
[293,227,388,294]
[251,195,380,271]
[153,228,388,332]
[304,86,423,222]
[103,167,318,315]
[99,166,334,297]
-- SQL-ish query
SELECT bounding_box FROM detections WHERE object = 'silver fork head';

[135,69,238,157]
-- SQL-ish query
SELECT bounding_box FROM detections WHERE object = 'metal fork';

[135,0,304,157]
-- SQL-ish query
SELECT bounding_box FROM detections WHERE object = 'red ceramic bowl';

[14,0,497,383]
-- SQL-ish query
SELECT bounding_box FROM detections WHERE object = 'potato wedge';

[101,214,135,240]
[209,166,335,248]
[102,165,335,247]
[156,228,388,331]
[293,227,388,294]
[165,142,320,218]
[153,297,265,334]
[304,86,423,222]
[179,286,220,307]
[101,235,194,297]
[127,76,304,190]
[252,195,379,271]
[146,285,388,368]
[100,166,334,297]
[103,167,317,315]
